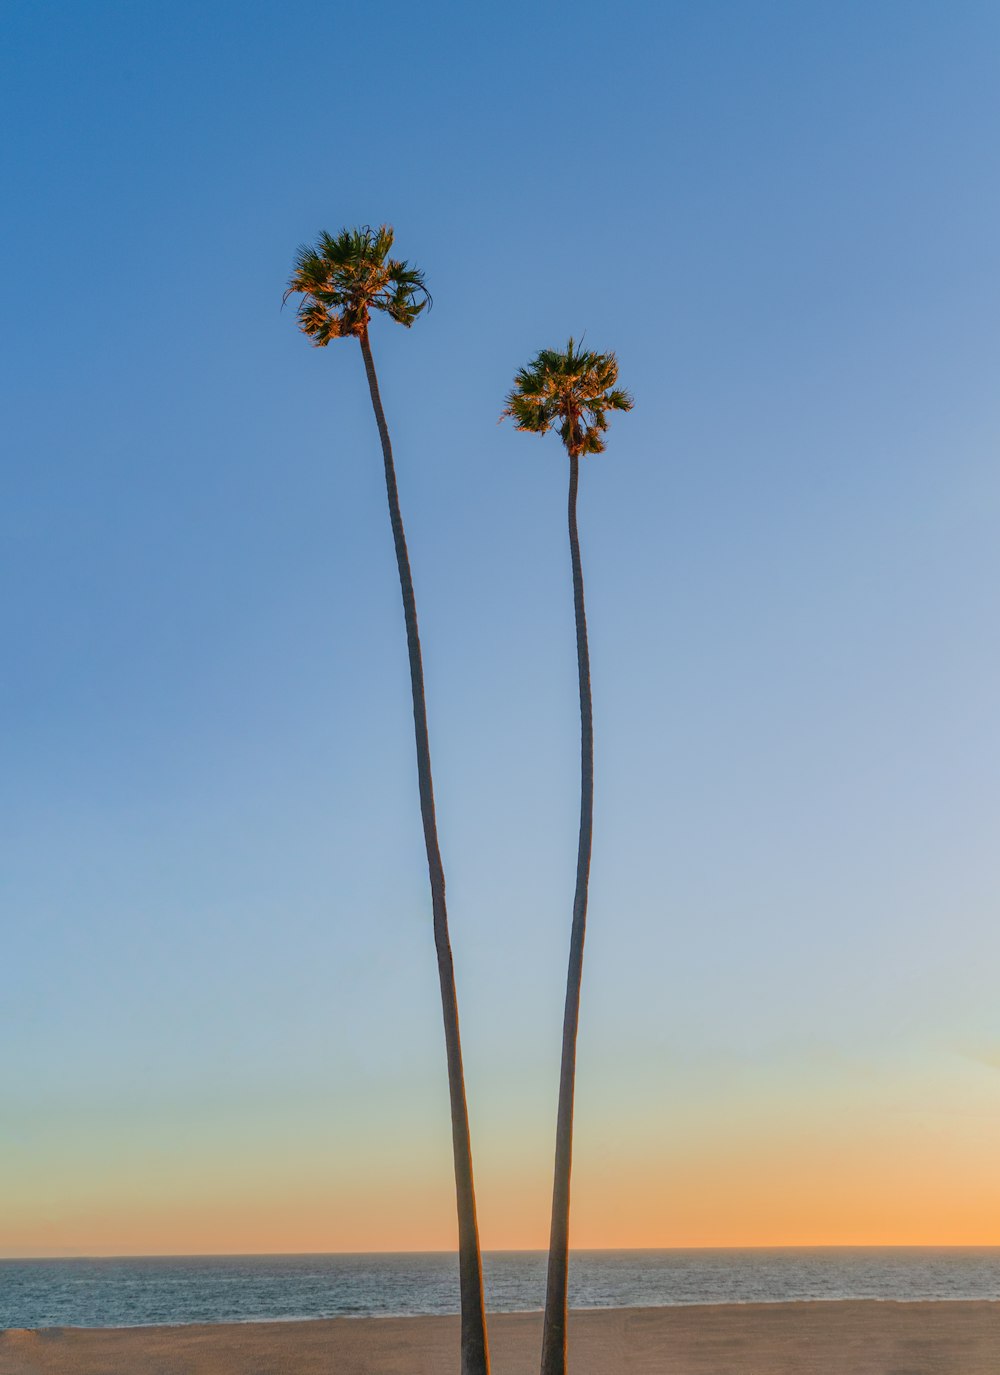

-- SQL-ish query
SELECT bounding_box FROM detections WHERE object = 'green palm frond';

[501,338,633,457]
[285,224,430,344]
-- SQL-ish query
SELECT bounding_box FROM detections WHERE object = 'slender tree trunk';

[540,452,594,1375]
[358,326,491,1375]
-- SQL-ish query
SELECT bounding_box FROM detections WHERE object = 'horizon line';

[5,1243,1000,1262]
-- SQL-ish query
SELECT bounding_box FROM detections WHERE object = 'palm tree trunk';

[540,452,594,1375]
[358,327,491,1375]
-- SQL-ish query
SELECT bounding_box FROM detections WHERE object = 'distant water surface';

[3,1249,1000,1329]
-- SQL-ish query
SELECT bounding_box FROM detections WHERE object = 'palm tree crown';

[286,224,430,343]
[501,338,633,457]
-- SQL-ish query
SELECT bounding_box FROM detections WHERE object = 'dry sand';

[3,1302,1000,1375]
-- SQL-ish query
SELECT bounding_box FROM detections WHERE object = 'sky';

[3,0,1000,1256]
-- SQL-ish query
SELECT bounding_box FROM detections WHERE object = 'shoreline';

[4,1301,1000,1374]
[10,1292,1000,1331]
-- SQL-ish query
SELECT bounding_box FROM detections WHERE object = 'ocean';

[3,1249,1000,1329]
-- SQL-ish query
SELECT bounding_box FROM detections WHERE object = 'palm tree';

[502,340,632,1375]
[286,226,490,1375]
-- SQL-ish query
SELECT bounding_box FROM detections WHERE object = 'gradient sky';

[3,0,1000,1257]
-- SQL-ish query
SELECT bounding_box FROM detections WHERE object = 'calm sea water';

[3,1249,1000,1329]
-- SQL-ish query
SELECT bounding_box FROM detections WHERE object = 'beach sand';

[3,1301,999,1374]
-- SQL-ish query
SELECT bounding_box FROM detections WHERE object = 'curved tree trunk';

[359,327,491,1375]
[540,453,594,1375]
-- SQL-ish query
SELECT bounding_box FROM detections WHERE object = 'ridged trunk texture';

[540,452,594,1375]
[359,328,491,1375]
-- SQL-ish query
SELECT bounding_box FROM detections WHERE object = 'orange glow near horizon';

[6,1120,1000,1257]
[6,1053,1000,1258]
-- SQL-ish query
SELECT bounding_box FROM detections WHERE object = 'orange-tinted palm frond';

[285,224,430,345]
[501,338,633,457]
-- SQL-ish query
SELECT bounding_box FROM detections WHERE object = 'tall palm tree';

[502,340,632,1375]
[286,225,490,1375]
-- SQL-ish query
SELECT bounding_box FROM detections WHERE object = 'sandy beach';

[3,1301,1000,1375]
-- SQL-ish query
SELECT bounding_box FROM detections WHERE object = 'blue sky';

[3,0,1000,1253]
